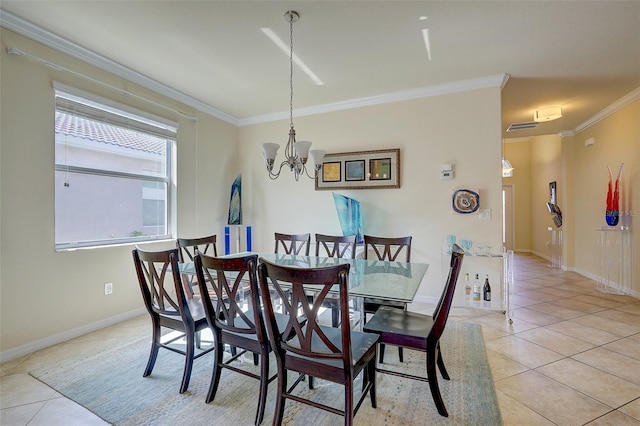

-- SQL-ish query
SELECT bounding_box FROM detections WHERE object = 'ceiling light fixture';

[261,11,325,181]
[502,158,514,177]
[534,106,563,122]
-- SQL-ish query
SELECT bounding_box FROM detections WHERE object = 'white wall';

[239,89,504,301]
[0,29,237,358]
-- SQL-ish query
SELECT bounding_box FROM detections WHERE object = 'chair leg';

[345,380,354,426]
[255,350,269,425]
[378,343,386,364]
[436,342,450,380]
[273,368,287,426]
[398,347,404,363]
[205,334,224,403]
[368,354,377,408]
[426,344,448,417]
[144,321,161,377]
[253,352,259,366]
[180,328,196,394]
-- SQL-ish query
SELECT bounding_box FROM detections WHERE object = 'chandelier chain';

[289,13,294,130]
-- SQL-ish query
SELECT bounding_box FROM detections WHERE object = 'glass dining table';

[179,252,429,304]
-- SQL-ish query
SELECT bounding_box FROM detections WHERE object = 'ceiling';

[1,1,639,139]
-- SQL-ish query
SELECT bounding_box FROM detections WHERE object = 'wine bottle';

[483,274,492,301]
[473,273,481,301]
[464,273,471,300]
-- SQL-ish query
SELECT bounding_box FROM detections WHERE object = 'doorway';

[503,184,515,251]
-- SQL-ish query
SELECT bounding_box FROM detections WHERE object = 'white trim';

[1,10,508,127]
[0,308,145,363]
[574,87,640,134]
[239,74,509,126]
[1,10,235,125]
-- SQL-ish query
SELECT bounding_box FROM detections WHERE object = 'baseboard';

[0,308,146,363]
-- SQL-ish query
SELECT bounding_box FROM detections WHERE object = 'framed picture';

[345,160,365,181]
[322,162,341,183]
[315,148,400,190]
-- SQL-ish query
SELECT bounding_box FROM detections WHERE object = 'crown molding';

[0,10,238,125]
[2,9,509,128]
[573,87,640,134]
[239,74,509,126]
[558,130,575,138]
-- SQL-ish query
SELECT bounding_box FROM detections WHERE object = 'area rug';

[31,321,501,425]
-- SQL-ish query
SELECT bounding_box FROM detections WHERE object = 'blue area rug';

[31,321,501,425]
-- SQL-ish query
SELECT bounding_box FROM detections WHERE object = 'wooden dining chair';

[315,233,357,259]
[274,232,311,255]
[176,235,218,297]
[132,247,214,394]
[315,233,357,326]
[257,258,379,426]
[362,234,412,362]
[194,253,283,425]
[363,243,465,417]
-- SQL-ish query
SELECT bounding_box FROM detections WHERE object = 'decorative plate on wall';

[452,189,480,214]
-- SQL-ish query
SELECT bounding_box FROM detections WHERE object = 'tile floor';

[2,253,640,425]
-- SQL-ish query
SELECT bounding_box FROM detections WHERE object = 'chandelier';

[261,11,325,181]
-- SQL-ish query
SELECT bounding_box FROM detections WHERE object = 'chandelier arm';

[267,160,289,180]
[303,165,317,179]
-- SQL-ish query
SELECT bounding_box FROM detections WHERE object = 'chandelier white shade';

[502,158,514,177]
[534,106,563,122]
[261,11,325,181]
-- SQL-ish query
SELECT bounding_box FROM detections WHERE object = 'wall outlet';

[104,282,113,295]
[478,209,492,220]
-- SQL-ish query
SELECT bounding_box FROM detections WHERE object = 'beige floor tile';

[0,374,58,409]
[550,298,606,314]
[572,347,640,385]
[496,389,556,426]
[594,310,640,330]
[484,335,564,369]
[537,358,640,408]
[537,287,582,299]
[546,318,622,346]
[526,301,586,320]
[470,313,538,334]
[604,337,640,361]
[485,349,529,381]
[517,327,595,356]
[617,304,640,316]
[572,294,629,309]
[495,370,612,425]
[1,401,46,426]
[511,307,567,326]
[620,398,640,421]
[585,410,640,425]
[27,397,108,426]
[573,314,640,337]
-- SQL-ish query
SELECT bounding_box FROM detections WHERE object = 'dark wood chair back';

[257,258,379,424]
[133,247,190,321]
[132,247,213,393]
[195,253,262,341]
[430,244,464,344]
[363,235,412,262]
[362,243,465,417]
[274,232,310,255]
[315,233,357,259]
[176,234,218,262]
[194,253,273,424]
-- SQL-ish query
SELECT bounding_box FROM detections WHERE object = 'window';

[54,84,177,250]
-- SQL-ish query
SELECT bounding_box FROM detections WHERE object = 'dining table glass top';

[179,252,428,303]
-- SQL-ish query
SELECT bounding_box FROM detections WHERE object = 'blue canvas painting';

[228,174,241,225]
[332,193,363,243]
